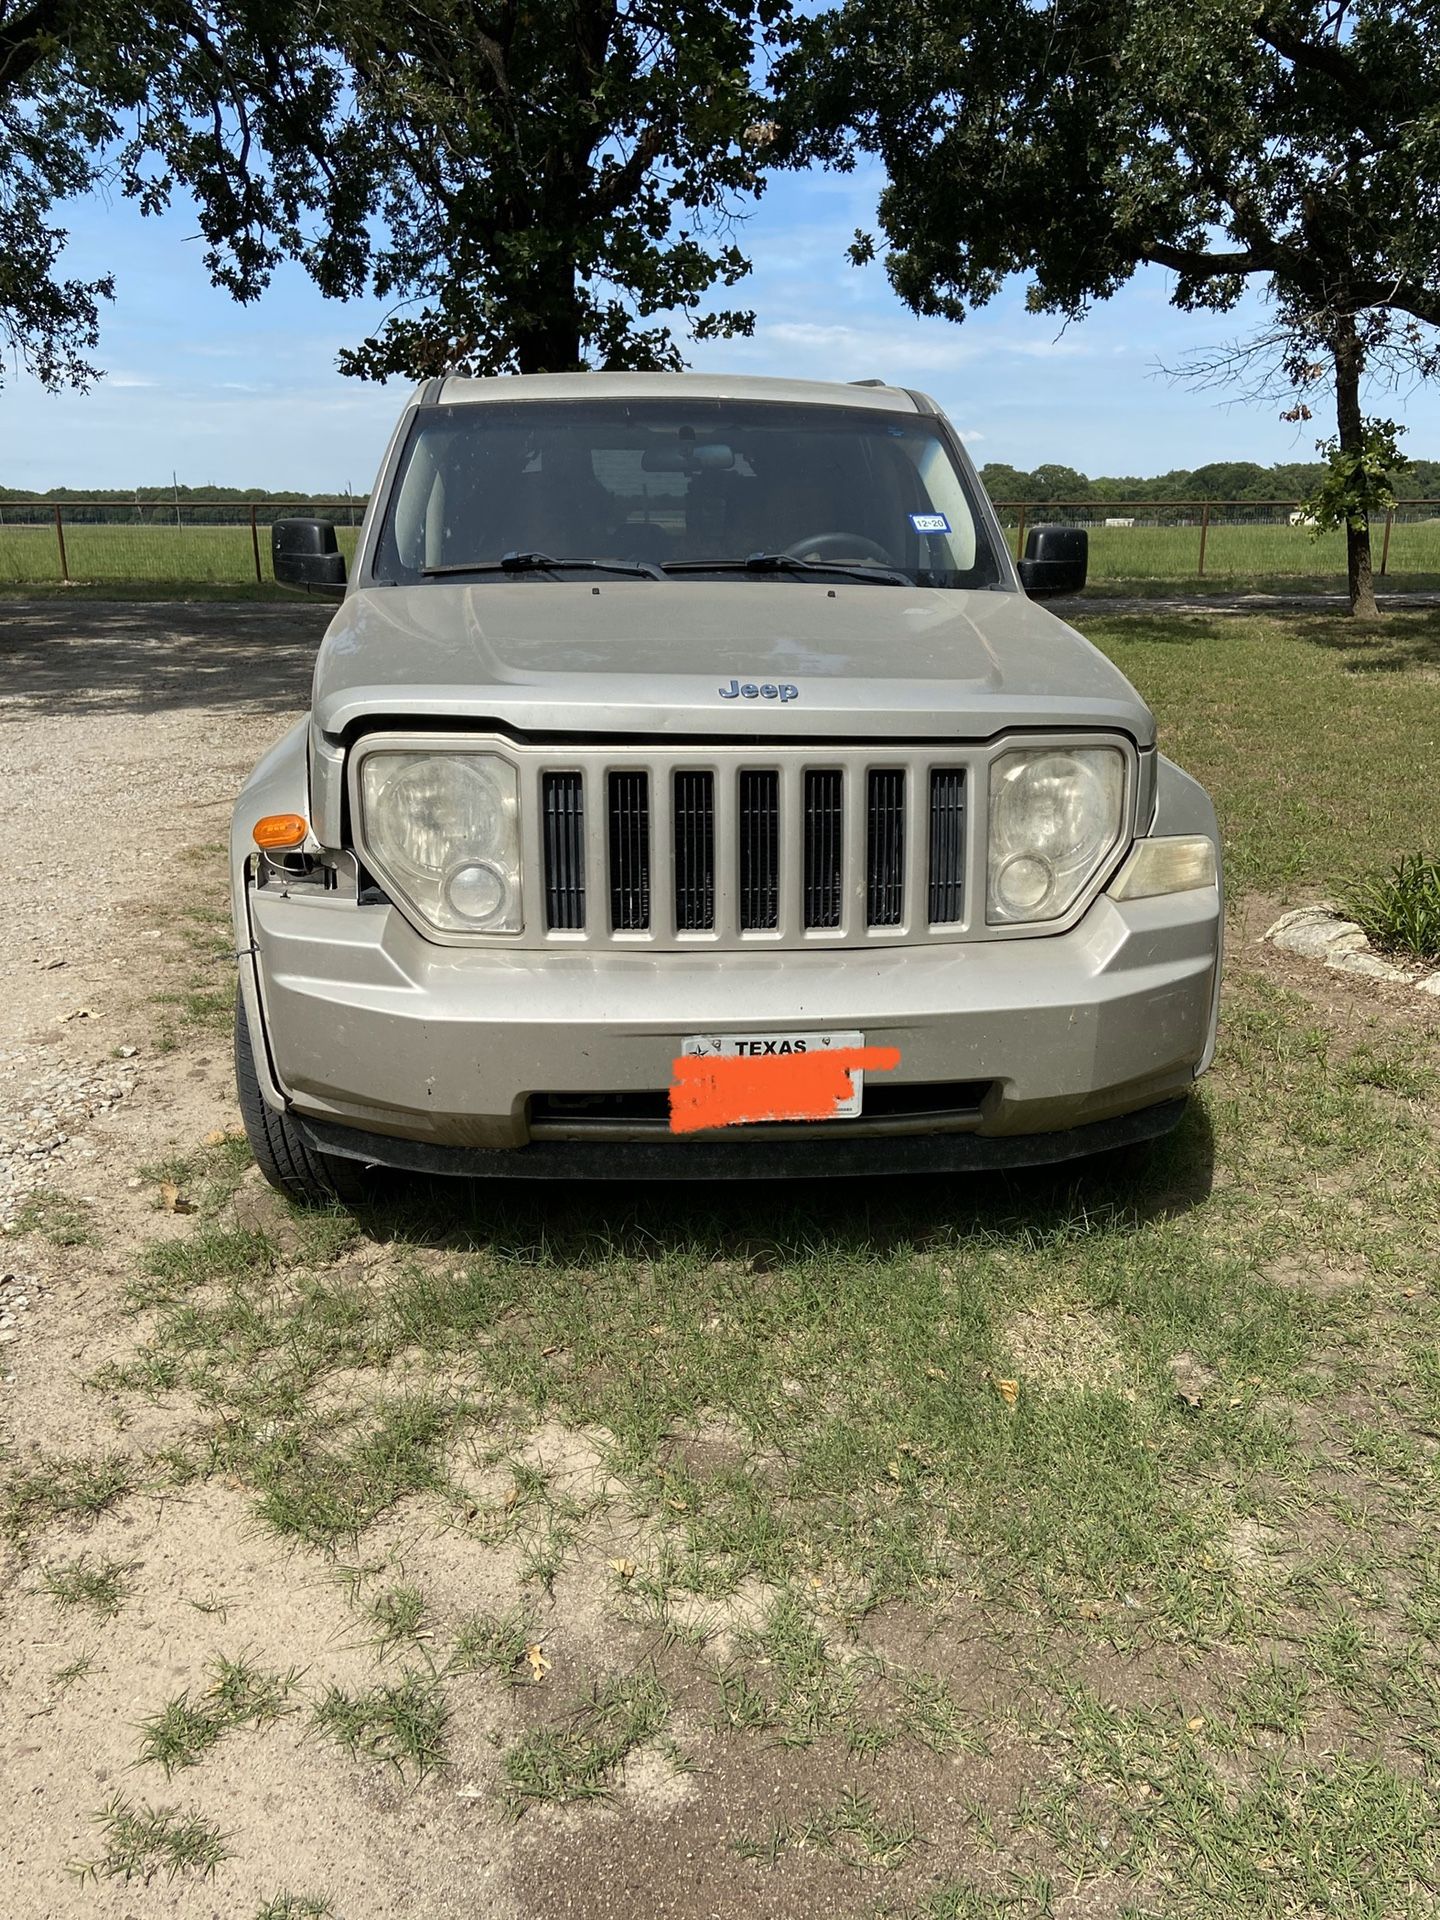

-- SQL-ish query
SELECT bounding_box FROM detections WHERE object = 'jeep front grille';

[607,770,651,930]
[541,771,586,930]
[532,749,969,947]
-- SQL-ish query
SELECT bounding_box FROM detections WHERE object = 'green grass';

[1081,606,1440,894]
[137,1653,297,1775]
[50,1649,101,1690]
[1,515,1438,592]
[73,1794,230,1883]
[500,1671,671,1815]
[40,1555,133,1617]
[738,1787,923,1871]
[0,519,361,587]
[446,1607,536,1682]
[1346,854,1440,961]
[12,1187,98,1246]
[1025,514,1440,586]
[311,1670,449,1780]
[3,1452,135,1544]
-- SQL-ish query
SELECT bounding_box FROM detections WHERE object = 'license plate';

[679,1030,866,1118]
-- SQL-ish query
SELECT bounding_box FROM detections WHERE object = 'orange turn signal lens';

[253,813,309,851]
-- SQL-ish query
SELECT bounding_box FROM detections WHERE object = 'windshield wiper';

[421,551,665,581]
[662,552,911,586]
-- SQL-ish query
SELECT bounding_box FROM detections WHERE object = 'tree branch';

[0,0,79,91]
[1137,239,1268,279]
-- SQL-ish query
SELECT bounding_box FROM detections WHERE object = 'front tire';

[234,995,370,1208]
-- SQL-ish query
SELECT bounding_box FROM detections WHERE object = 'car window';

[374,398,1001,587]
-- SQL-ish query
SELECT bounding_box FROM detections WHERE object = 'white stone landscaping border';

[1266,905,1440,996]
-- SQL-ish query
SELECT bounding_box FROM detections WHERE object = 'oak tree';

[782,0,1440,614]
[1,0,790,392]
[0,1,360,391]
[333,0,791,380]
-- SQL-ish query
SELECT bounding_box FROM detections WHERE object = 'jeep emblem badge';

[718,679,799,703]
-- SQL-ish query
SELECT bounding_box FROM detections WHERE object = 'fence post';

[250,503,263,585]
[1380,508,1394,577]
[1197,502,1210,578]
[53,504,69,583]
[1014,503,1027,562]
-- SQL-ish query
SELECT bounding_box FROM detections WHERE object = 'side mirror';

[272,518,347,597]
[1017,524,1087,599]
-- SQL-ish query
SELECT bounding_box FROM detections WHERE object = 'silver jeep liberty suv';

[232,372,1222,1204]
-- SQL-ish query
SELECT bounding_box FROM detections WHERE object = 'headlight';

[358,751,522,932]
[988,747,1126,924]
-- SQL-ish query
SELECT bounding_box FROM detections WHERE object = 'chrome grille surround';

[348,731,1140,950]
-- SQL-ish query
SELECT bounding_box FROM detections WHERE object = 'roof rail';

[848,378,890,388]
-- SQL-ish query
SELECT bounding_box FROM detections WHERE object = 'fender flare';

[1152,753,1224,1076]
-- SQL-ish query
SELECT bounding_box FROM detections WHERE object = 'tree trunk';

[1333,319,1379,618]
[512,287,584,374]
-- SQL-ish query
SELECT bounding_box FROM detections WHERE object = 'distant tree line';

[0,484,366,525]
[975,458,1440,506]
[6,462,1440,528]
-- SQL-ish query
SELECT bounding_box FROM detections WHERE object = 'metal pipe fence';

[994,499,1440,584]
[0,500,365,587]
[1,496,1439,589]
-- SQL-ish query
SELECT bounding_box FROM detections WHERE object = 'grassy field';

[4,515,1440,592]
[7,605,1440,1916]
[0,520,363,587]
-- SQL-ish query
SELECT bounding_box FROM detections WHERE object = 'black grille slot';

[739,770,780,930]
[673,770,716,930]
[541,771,586,929]
[927,768,966,924]
[804,769,844,929]
[608,770,651,930]
[866,768,906,927]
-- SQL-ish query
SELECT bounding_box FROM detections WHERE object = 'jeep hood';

[310,581,1153,745]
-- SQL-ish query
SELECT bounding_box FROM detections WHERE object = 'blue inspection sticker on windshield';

[909,512,951,534]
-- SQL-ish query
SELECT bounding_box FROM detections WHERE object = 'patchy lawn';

[3,604,1440,1919]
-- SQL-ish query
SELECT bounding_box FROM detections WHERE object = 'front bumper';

[241,879,1221,1172]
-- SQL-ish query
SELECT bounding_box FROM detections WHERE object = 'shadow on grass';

[1288,608,1440,674]
[341,1096,1216,1264]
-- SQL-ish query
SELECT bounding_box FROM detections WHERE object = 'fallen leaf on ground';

[1170,1350,1214,1410]
[924,1364,948,1381]
[1186,1715,1205,1733]
[160,1182,195,1215]
[203,1129,227,1147]
[992,1376,1020,1407]
[608,1557,636,1581]
[525,1643,550,1683]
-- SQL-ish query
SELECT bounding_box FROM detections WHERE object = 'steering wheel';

[782,530,896,567]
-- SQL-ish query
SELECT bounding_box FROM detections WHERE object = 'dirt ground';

[2,600,992,1920]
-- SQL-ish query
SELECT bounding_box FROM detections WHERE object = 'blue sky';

[4,162,1439,492]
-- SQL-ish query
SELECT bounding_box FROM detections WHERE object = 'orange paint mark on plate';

[668,1046,901,1134]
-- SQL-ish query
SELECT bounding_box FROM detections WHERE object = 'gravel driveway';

[0,599,328,1226]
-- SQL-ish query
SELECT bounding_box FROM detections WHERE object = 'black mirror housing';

[273,518,348,597]
[1017,524,1087,599]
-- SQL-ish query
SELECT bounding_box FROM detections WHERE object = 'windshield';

[373,398,1002,588]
